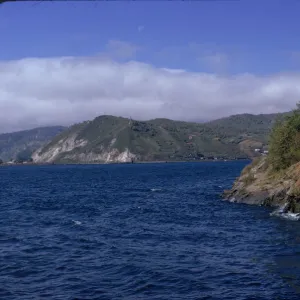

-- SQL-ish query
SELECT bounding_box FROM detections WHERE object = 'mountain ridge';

[0,111,289,164]
[31,112,288,164]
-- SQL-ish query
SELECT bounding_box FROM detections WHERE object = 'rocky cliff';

[222,157,300,218]
[32,133,136,164]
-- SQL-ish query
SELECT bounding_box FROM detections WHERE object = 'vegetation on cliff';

[223,103,300,215]
[268,103,300,171]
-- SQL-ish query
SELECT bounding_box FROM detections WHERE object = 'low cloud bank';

[0,56,298,133]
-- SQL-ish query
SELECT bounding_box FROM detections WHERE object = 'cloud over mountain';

[0,55,299,133]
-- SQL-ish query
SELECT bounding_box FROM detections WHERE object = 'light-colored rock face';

[32,135,87,163]
[32,135,136,164]
[62,148,136,163]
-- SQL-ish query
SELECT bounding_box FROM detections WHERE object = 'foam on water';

[150,188,162,192]
[281,213,300,221]
[72,220,82,225]
[270,203,300,221]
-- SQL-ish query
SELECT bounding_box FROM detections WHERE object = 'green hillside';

[32,112,288,163]
[207,112,289,144]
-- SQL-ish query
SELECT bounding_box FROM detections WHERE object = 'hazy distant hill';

[32,112,288,164]
[207,112,289,142]
[0,126,66,162]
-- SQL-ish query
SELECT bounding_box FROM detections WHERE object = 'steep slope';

[0,126,65,162]
[32,113,286,164]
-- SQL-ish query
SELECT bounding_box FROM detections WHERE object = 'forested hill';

[31,112,288,164]
[0,112,289,163]
[206,112,289,144]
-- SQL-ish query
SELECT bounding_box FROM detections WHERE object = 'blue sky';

[1,0,300,74]
[1,0,300,132]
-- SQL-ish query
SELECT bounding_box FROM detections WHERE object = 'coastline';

[0,158,250,167]
[222,156,300,215]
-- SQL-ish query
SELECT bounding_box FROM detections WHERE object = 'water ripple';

[0,161,300,299]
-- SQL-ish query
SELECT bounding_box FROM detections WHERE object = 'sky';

[1,0,300,133]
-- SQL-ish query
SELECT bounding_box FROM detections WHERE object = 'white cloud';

[157,43,232,73]
[0,55,299,133]
[161,68,186,74]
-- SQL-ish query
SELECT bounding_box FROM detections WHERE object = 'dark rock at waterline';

[222,157,300,215]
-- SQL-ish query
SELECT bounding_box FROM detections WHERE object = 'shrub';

[268,102,300,171]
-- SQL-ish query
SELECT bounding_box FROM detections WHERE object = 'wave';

[150,188,162,192]
[72,220,82,225]
[270,203,300,221]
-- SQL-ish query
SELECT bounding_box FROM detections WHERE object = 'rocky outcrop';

[59,148,136,164]
[222,157,300,215]
[32,134,136,164]
[32,134,87,163]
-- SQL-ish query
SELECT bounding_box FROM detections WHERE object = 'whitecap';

[280,213,300,221]
[72,220,82,225]
[270,203,288,216]
[150,188,162,192]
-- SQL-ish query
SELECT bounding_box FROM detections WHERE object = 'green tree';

[268,103,300,171]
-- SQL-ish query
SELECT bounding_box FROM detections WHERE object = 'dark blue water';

[1,161,300,299]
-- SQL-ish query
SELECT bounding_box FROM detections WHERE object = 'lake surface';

[1,161,300,299]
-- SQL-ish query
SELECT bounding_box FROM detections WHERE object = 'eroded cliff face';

[32,135,86,163]
[32,134,136,164]
[223,157,300,216]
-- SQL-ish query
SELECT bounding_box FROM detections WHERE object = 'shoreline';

[0,158,250,167]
